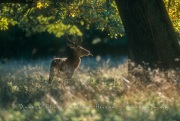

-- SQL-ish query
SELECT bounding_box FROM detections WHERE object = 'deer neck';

[66,51,81,69]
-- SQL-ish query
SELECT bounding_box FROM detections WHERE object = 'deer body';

[48,43,92,84]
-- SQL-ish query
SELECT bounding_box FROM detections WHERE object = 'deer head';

[67,35,93,57]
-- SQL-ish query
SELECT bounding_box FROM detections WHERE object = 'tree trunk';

[115,0,180,69]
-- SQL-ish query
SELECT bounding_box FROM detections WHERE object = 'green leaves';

[47,21,82,37]
[164,0,180,38]
[0,0,179,38]
[0,17,8,30]
[0,1,124,38]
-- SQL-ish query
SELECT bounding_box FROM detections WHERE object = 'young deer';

[48,36,92,84]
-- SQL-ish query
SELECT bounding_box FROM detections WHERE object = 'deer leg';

[48,67,55,84]
[48,59,58,84]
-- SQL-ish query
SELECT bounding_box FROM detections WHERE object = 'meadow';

[0,56,180,121]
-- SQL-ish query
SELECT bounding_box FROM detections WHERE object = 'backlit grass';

[0,56,180,121]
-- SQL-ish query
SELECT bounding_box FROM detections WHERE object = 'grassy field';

[0,56,180,121]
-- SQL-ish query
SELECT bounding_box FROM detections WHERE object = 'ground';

[0,56,180,121]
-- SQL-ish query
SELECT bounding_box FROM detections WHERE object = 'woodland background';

[0,0,180,121]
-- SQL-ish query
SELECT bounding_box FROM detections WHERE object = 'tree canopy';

[0,0,123,38]
[0,0,179,39]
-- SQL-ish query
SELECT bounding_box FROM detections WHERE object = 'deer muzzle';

[89,53,93,56]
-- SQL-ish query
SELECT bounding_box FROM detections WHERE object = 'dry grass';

[0,56,180,121]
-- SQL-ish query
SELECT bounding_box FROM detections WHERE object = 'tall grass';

[0,56,180,121]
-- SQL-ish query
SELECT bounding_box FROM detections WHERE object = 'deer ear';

[67,44,75,49]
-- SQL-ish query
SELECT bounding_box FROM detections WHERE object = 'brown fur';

[48,44,92,84]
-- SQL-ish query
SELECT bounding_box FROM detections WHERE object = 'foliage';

[0,57,180,121]
[0,0,123,38]
[164,0,180,38]
[0,0,179,38]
